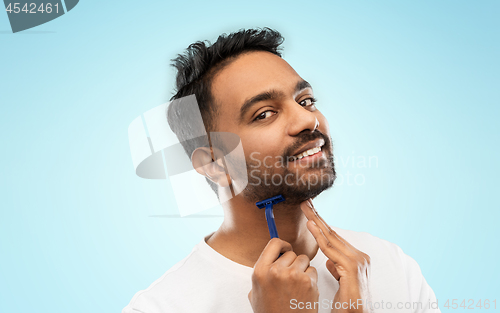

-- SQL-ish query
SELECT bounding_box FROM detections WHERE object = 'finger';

[300,200,336,239]
[305,266,318,286]
[300,199,317,221]
[301,200,356,256]
[304,212,346,256]
[273,250,298,267]
[325,259,340,281]
[308,203,357,251]
[289,254,311,272]
[313,211,366,260]
[255,238,293,267]
[307,220,349,266]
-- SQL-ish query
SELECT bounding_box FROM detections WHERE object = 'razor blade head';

[256,194,285,209]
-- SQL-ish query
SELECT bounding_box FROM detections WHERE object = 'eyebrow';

[238,80,312,123]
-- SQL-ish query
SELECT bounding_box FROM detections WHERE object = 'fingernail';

[309,220,318,229]
[307,199,317,214]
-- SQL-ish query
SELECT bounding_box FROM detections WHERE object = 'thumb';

[326,259,341,281]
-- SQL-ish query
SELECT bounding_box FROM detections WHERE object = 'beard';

[233,130,336,206]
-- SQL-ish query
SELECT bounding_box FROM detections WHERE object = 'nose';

[286,102,319,136]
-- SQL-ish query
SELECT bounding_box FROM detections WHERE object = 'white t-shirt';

[122,226,441,313]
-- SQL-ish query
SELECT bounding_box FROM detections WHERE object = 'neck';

[206,194,318,267]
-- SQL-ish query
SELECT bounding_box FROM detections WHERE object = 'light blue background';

[1,1,498,312]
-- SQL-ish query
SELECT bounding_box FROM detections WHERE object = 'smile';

[290,144,324,161]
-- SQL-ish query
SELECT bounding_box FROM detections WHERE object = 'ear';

[191,147,232,188]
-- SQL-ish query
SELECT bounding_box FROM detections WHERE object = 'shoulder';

[329,226,423,278]
[328,226,440,311]
[122,236,253,313]
[122,245,204,313]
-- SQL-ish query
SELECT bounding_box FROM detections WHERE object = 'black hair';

[167,27,284,196]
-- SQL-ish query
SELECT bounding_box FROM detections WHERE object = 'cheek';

[242,133,284,160]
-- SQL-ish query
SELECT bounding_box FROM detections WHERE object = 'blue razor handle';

[264,203,279,238]
[256,195,286,239]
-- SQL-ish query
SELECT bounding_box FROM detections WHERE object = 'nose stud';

[314,118,320,130]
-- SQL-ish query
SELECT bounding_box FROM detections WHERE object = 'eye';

[253,110,276,121]
[299,97,318,107]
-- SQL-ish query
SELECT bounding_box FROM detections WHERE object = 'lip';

[291,138,325,158]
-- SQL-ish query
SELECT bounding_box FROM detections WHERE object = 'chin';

[242,170,336,206]
[281,177,335,205]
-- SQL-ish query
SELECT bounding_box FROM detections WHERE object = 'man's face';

[211,51,336,205]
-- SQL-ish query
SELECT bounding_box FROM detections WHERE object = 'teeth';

[292,146,322,161]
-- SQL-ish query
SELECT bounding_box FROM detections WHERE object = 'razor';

[255,194,285,239]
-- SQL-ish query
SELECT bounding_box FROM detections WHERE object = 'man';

[123,28,440,313]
